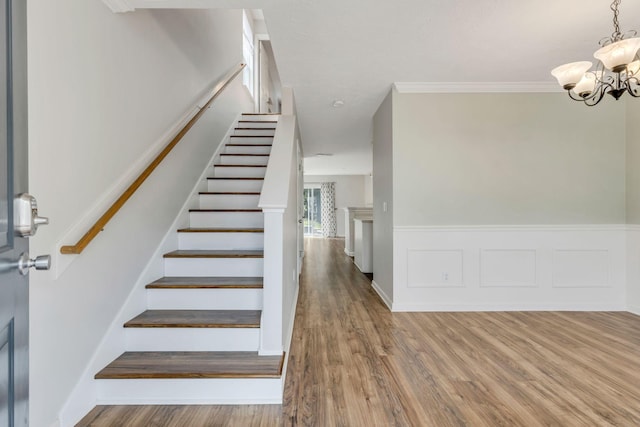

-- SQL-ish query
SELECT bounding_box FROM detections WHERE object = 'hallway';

[79,237,640,426]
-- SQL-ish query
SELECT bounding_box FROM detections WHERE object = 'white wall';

[393,93,626,226]
[304,174,368,237]
[371,91,394,307]
[364,174,373,207]
[27,3,252,426]
[388,91,628,311]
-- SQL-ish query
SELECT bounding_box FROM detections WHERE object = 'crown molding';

[101,0,135,13]
[393,81,562,94]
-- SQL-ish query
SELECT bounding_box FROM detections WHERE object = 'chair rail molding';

[101,0,135,13]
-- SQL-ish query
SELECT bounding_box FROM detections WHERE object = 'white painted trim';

[392,302,627,312]
[394,224,628,232]
[283,284,299,354]
[627,224,640,232]
[101,0,135,13]
[628,305,640,316]
[394,225,627,312]
[393,81,562,93]
[371,280,392,310]
[58,115,241,427]
[259,116,295,210]
[344,248,354,257]
[279,283,299,389]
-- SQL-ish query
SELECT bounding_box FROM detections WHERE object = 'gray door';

[0,0,30,426]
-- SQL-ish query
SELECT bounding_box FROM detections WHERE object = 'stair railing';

[60,63,246,255]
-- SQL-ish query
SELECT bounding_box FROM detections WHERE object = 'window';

[242,10,255,96]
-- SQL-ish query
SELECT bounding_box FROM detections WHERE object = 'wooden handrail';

[60,63,246,255]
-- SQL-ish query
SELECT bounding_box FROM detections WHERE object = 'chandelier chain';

[611,0,622,40]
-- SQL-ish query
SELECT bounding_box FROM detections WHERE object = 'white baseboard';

[392,302,626,312]
[344,248,354,257]
[284,284,300,354]
[628,305,640,316]
[279,283,299,388]
[371,280,392,310]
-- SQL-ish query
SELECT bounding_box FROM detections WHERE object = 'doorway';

[303,185,322,237]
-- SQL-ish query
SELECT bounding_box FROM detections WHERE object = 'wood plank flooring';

[78,237,640,426]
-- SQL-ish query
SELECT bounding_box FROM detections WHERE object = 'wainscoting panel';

[480,249,537,288]
[407,249,463,288]
[393,226,627,312]
[552,250,609,288]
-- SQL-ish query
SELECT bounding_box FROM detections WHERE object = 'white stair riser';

[199,194,260,209]
[241,114,280,121]
[146,289,262,310]
[207,179,263,193]
[97,378,283,405]
[237,121,278,129]
[189,211,264,228]
[124,328,260,352]
[219,155,269,165]
[228,137,274,145]
[164,257,263,277]
[233,129,275,137]
[214,166,266,178]
[224,145,271,155]
[178,232,264,250]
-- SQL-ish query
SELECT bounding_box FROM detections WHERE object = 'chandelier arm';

[583,89,607,106]
[626,77,640,97]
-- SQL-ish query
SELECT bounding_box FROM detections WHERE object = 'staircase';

[94,114,286,404]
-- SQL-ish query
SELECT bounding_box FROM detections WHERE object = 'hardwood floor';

[77,237,640,426]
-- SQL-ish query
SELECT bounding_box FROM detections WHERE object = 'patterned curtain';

[321,182,337,238]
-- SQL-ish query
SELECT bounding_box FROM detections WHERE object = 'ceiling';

[126,0,640,175]
[259,0,640,175]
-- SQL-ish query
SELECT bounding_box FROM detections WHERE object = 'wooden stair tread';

[177,227,264,233]
[220,153,270,157]
[146,277,263,289]
[95,351,284,379]
[207,177,264,180]
[199,192,260,195]
[213,164,267,167]
[229,135,274,138]
[164,250,263,259]
[238,120,278,123]
[189,209,261,212]
[124,310,261,328]
[225,143,272,147]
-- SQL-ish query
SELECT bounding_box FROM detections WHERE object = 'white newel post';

[260,208,285,355]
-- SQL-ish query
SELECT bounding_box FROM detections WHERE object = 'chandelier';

[551,0,640,106]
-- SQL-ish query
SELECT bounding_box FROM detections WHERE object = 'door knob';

[17,253,51,276]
